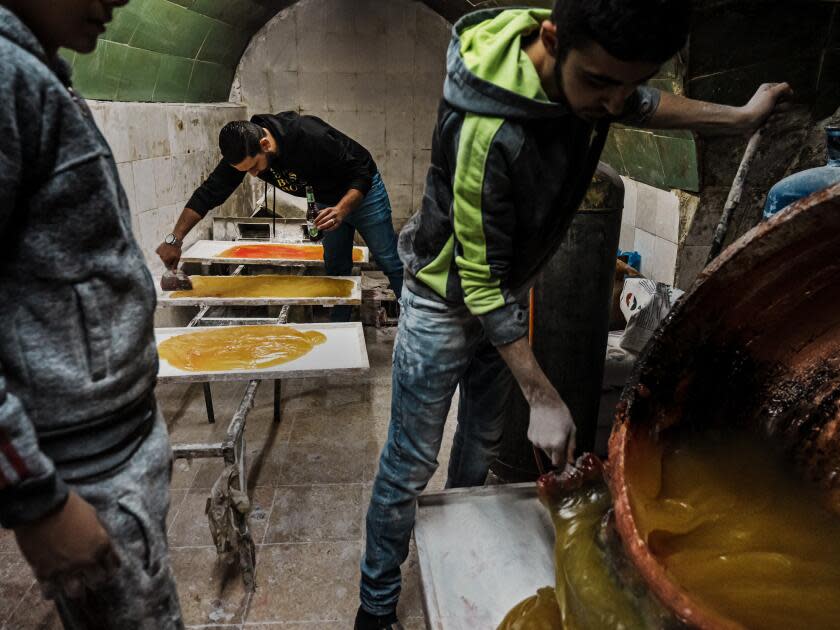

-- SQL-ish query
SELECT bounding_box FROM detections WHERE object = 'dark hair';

[551,0,691,64]
[219,121,267,164]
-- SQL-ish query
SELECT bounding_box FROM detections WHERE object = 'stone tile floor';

[0,327,456,629]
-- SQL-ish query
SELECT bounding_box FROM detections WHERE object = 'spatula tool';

[160,268,194,291]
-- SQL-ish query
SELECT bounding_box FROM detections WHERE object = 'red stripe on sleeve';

[0,430,30,479]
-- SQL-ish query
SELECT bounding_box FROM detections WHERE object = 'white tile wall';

[386,31,417,73]
[297,72,328,112]
[385,149,414,186]
[354,0,388,35]
[653,191,679,244]
[652,238,678,284]
[131,158,158,213]
[384,73,416,113]
[620,176,680,285]
[633,228,657,278]
[622,178,637,226]
[618,223,635,251]
[266,71,301,113]
[388,184,413,230]
[324,73,358,112]
[116,162,136,212]
[385,110,415,150]
[87,100,253,275]
[635,184,659,235]
[413,150,432,193]
[355,74,386,113]
[355,111,387,153]
[233,0,451,225]
[413,107,439,151]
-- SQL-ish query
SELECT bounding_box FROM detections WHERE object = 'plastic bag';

[619,278,684,354]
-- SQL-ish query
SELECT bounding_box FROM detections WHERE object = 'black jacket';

[187,112,378,215]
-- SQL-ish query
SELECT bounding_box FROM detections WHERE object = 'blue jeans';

[359,286,515,616]
[321,173,403,321]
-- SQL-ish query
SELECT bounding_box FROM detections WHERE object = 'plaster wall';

[87,101,254,275]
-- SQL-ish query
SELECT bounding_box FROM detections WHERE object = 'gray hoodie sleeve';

[0,372,69,528]
[0,68,69,529]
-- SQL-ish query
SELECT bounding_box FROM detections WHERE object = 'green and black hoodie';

[399,8,659,346]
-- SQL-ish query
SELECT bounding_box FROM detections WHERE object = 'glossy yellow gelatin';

[498,483,644,630]
[169,275,355,299]
[497,587,563,630]
[158,325,326,372]
[629,430,840,630]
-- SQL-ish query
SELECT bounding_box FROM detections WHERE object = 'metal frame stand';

[170,260,296,590]
[173,379,261,590]
[165,202,381,589]
[171,301,291,591]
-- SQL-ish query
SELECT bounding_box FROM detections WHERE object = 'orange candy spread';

[216,243,364,262]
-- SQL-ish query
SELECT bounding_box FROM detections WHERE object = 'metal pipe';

[203,382,215,424]
[222,379,260,465]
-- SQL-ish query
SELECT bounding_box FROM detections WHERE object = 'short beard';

[551,54,573,110]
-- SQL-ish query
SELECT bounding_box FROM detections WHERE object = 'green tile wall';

[602,128,700,193]
[601,58,701,192]
[60,0,285,102]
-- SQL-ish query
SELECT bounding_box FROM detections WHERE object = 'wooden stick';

[706,127,764,265]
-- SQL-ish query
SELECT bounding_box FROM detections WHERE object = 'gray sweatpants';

[53,414,184,630]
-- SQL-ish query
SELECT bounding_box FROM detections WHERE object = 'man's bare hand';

[315,205,350,232]
[156,242,182,269]
[738,82,793,132]
[527,389,577,468]
[14,492,119,599]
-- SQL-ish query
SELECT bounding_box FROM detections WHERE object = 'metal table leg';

[203,382,215,424]
[273,379,282,424]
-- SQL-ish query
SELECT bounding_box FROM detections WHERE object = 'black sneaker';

[354,606,403,630]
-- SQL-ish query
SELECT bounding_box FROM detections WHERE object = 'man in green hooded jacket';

[356,2,790,627]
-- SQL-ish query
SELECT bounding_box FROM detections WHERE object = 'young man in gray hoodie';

[357,1,791,627]
[0,1,183,627]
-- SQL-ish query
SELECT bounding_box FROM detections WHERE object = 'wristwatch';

[164,233,182,247]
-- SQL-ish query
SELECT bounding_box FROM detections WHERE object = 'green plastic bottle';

[304,185,324,241]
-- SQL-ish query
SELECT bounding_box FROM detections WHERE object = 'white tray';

[155,322,369,383]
